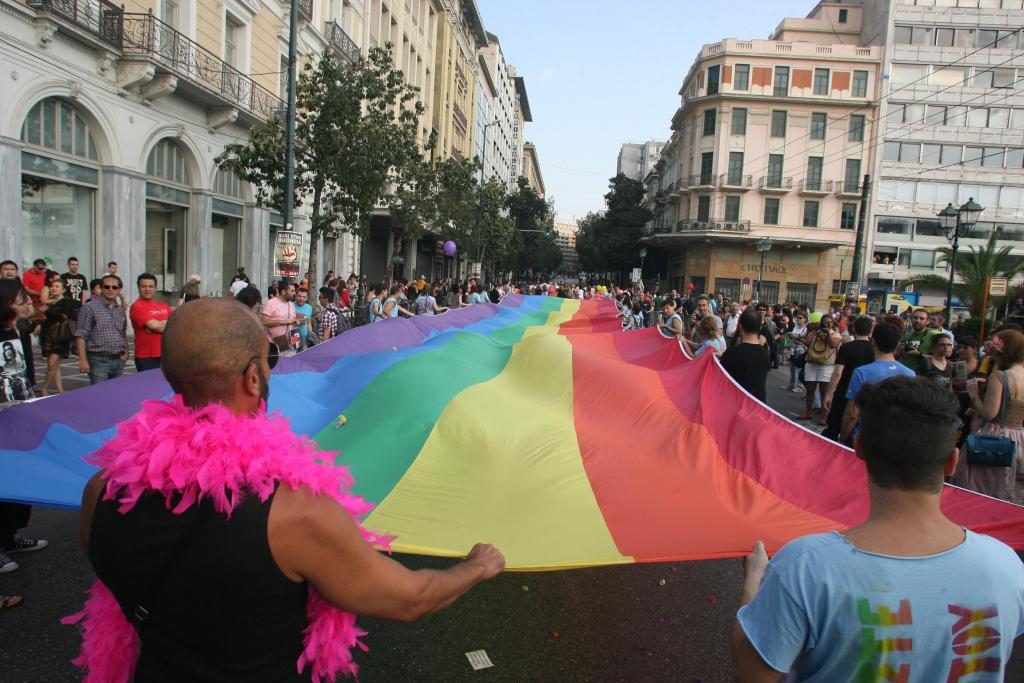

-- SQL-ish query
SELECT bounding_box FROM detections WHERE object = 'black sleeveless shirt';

[89,485,310,682]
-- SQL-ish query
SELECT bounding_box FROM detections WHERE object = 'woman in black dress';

[40,277,78,396]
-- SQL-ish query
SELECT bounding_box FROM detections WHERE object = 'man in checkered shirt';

[75,274,128,385]
[318,287,341,342]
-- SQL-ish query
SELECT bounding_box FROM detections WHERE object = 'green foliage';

[574,174,652,280]
[220,46,425,277]
[902,234,1024,316]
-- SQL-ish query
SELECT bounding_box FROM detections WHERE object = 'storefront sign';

[273,231,303,279]
[741,263,788,274]
[990,277,1008,297]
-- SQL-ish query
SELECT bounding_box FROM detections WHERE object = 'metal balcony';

[326,20,359,64]
[27,0,122,49]
[799,179,833,195]
[759,176,793,193]
[835,180,863,197]
[675,219,752,234]
[688,174,717,190]
[720,173,753,190]
[121,13,284,123]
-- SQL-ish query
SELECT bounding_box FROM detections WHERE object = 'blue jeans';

[88,355,124,385]
[134,357,162,372]
[789,362,801,389]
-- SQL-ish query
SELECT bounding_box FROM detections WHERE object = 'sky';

[474,0,816,225]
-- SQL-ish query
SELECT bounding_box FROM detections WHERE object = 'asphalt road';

[1,355,1022,682]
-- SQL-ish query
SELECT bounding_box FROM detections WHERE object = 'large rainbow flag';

[1,295,1022,569]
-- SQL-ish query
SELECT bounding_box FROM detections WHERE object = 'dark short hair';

[107,261,117,268]
[67,256,79,265]
[0,260,17,271]
[872,322,900,354]
[318,286,335,302]
[33,258,46,267]
[956,335,978,349]
[101,274,123,289]
[137,272,157,287]
[852,315,873,337]
[739,308,761,334]
[696,294,709,303]
[235,285,262,309]
[89,278,102,291]
[930,311,946,324]
[856,376,958,492]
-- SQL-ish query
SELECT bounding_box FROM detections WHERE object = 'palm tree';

[901,234,1024,317]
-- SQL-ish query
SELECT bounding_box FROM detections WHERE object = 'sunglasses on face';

[102,285,121,290]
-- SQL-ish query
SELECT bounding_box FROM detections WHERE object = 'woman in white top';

[787,313,809,391]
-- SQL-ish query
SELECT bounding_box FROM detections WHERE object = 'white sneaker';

[0,552,18,574]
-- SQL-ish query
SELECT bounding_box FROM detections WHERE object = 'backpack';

[807,330,832,364]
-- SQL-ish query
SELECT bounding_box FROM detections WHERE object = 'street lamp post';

[639,247,647,281]
[937,197,984,325]
[754,238,772,303]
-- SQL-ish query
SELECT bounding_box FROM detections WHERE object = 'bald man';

[78,299,504,681]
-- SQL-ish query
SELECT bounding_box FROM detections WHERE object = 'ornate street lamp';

[639,247,647,279]
[754,238,772,303]
[938,198,984,324]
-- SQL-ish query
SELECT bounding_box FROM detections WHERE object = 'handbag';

[965,371,1016,467]
[806,332,830,364]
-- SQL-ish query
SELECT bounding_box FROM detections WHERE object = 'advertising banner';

[274,231,302,279]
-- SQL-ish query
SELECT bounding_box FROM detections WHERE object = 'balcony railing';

[720,173,753,189]
[326,20,359,64]
[799,179,833,194]
[759,176,793,191]
[835,180,863,196]
[689,173,716,188]
[121,13,284,121]
[298,0,313,22]
[675,219,752,234]
[27,0,122,48]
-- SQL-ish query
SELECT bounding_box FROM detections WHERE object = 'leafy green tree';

[221,46,426,279]
[901,234,1024,316]
[574,174,651,282]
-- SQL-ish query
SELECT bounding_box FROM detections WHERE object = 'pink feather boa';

[62,396,392,682]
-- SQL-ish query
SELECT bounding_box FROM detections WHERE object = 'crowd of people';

[601,284,1024,506]
[1,259,1023,680]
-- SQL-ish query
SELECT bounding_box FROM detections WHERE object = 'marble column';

[245,205,271,291]
[99,168,146,289]
[188,191,212,290]
[0,136,23,264]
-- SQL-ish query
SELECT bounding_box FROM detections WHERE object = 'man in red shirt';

[21,259,47,305]
[130,273,172,372]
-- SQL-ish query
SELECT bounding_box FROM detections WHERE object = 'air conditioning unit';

[723,222,735,230]
[715,223,723,230]
[692,221,701,230]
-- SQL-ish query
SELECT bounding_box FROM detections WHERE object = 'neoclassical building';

[1,0,371,298]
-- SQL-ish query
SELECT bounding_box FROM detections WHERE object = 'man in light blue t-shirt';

[839,321,915,444]
[731,376,1024,682]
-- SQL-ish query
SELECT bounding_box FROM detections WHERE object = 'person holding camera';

[898,308,940,373]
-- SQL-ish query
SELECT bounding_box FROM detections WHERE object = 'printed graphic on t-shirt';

[0,337,32,402]
[856,597,1004,681]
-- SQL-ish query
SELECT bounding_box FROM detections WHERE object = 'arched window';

[214,166,243,199]
[21,98,98,160]
[146,139,191,186]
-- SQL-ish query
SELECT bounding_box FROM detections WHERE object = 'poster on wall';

[274,231,303,279]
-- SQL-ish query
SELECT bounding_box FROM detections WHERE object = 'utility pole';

[282,0,300,236]
[847,174,871,305]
